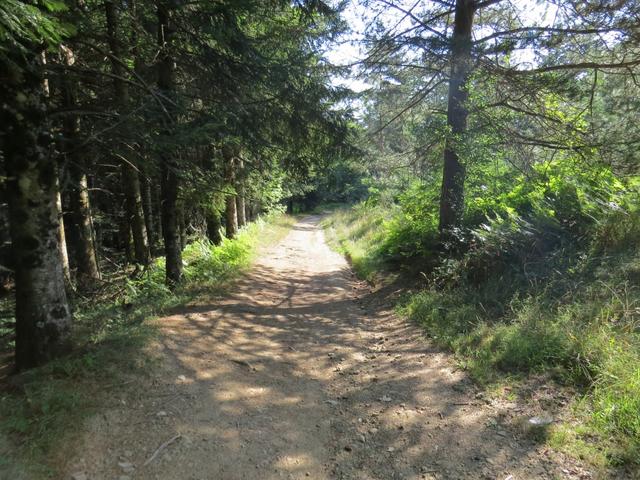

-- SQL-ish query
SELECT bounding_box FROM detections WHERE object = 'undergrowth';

[321,202,390,282]
[0,213,294,478]
[323,182,640,473]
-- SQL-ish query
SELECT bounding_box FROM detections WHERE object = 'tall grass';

[321,203,389,282]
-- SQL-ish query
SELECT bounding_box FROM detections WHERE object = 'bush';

[379,182,440,262]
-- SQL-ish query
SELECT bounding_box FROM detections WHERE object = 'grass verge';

[322,204,640,475]
[321,203,389,282]
[0,213,295,479]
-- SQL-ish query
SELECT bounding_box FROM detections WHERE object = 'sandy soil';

[65,216,594,480]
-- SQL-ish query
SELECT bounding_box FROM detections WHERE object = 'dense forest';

[0,0,358,370]
[1,0,640,477]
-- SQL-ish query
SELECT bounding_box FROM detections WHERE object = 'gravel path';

[66,216,590,480]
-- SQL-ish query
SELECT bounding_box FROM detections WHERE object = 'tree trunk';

[206,210,223,245]
[118,198,133,264]
[251,200,262,220]
[1,47,73,370]
[140,168,156,252]
[236,158,246,228]
[60,45,100,283]
[132,0,156,253]
[245,200,253,222]
[122,164,150,264]
[55,175,70,283]
[106,0,150,265]
[160,164,182,284]
[177,201,186,250]
[438,0,475,234]
[153,180,163,248]
[40,51,71,284]
[225,192,238,239]
[67,161,100,282]
[223,147,238,239]
[0,196,11,293]
[236,196,246,228]
[157,1,182,285]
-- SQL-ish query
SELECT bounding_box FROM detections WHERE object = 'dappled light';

[61,217,579,479]
[2,0,639,477]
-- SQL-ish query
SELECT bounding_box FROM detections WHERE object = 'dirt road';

[66,216,588,480]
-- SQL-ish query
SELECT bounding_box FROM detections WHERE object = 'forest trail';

[65,216,588,480]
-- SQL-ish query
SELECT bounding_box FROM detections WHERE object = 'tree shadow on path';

[67,216,590,480]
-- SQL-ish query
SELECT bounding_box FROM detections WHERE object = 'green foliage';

[378,182,439,262]
[297,160,369,210]
[0,0,74,57]
[181,217,272,283]
[325,1,640,473]
[324,195,640,472]
[321,204,388,282]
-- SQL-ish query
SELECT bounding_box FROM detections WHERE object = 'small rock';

[528,415,553,426]
[156,410,168,417]
[325,400,338,406]
[118,461,135,474]
[380,395,392,402]
[177,375,187,382]
[387,447,395,452]
[71,473,87,480]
